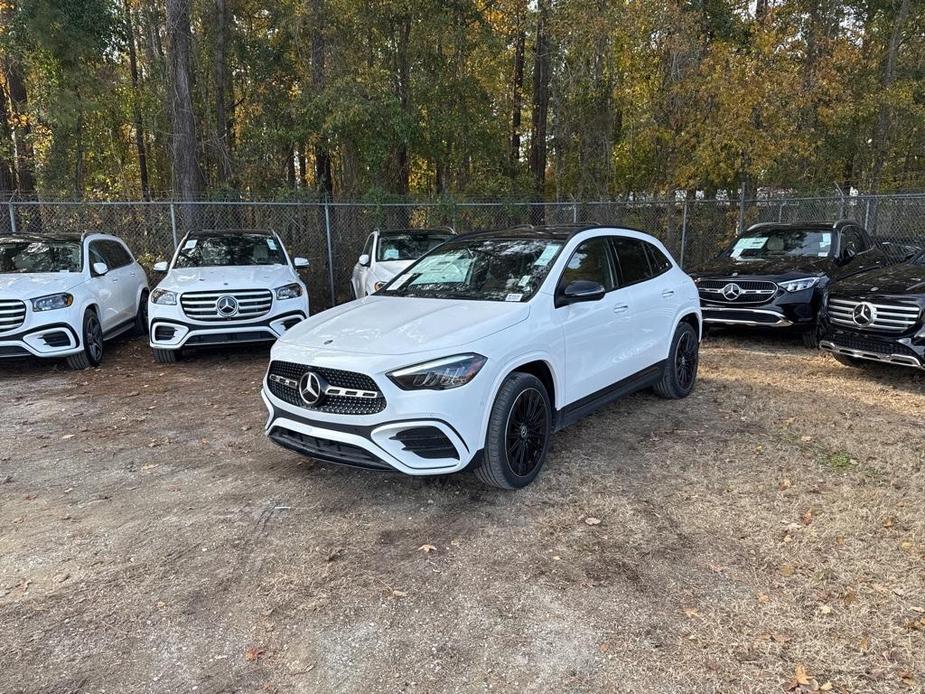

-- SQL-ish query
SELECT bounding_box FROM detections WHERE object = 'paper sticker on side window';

[267,239,278,251]
[183,239,197,251]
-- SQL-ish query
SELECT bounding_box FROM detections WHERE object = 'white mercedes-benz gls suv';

[350,227,454,298]
[263,225,702,488]
[0,232,149,369]
[148,229,309,363]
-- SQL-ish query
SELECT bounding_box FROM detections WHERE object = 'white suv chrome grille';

[180,289,273,322]
[0,299,26,333]
[828,297,921,333]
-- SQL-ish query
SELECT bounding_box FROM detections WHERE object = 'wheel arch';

[478,353,561,444]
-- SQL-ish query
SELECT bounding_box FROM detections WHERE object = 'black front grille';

[703,308,786,325]
[390,427,458,460]
[698,279,778,305]
[269,426,391,470]
[185,331,272,346]
[267,360,386,415]
[42,331,71,347]
[830,331,921,360]
[0,345,30,357]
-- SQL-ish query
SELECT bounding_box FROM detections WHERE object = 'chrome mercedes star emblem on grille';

[216,295,239,317]
[299,371,326,406]
[852,302,877,326]
[722,282,742,300]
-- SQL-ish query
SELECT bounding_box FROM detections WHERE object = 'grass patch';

[820,449,856,471]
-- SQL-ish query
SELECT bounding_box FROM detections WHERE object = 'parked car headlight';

[275,283,303,300]
[779,277,821,292]
[151,288,178,305]
[388,353,487,390]
[31,293,73,312]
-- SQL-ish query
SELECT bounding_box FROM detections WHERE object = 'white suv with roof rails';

[351,228,454,298]
[148,229,309,362]
[263,224,701,489]
[0,232,149,369]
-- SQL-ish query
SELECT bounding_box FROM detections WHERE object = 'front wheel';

[153,348,179,364]
[653,322,700,399]
[475,372,552,490]
[67,309,104,370]
[133,290,149,337]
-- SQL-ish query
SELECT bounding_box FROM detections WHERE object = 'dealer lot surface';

[1,335,923,694]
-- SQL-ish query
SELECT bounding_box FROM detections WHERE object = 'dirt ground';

[1,331,923,694]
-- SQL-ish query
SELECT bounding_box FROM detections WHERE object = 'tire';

[653,321,699,399]
[832,353,868,368]
[153,348,179,364]
[801,323,824,348]
[67,309,104,370]
[474,372,553,490]
[132,290,149,337]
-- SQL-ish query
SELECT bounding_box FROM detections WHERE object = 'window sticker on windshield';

[505,293,523,302]
[533,244,560,266]
[730,237,766,258]
[383,248,399,260]
[266,238,278,251]
[183,239,197,251]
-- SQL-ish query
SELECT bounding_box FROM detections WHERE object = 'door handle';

[613,304,629,314]
[662,289,675,298]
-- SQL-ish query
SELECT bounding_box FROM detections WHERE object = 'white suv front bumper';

[0,303,83,359]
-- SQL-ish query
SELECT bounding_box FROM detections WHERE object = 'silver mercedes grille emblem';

[216,295,239,317]
[852,302,877,327]
[722,282,743,300]
[299,371,326,406]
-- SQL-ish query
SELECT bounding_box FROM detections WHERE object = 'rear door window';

[610,237,654,286]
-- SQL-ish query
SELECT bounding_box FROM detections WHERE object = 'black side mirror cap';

[556,279,607,307]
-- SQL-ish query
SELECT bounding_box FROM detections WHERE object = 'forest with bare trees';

[0,0,922,201]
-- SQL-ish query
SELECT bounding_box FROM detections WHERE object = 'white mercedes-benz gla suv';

[148,229,309,362]
[350,227,454,298]
[263,225,701,489]
[0,232,149,369]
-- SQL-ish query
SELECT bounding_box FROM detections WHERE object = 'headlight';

[275,283,303,300]
[151,289,177,305]
[387,353,487,390]
[780,277,821,293]
[31,293,73,312]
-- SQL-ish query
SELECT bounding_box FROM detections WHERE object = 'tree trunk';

[528,0,551,202]
[125,1,151,199]
[4,60,36,195]
[0,82,17,194]
[213,0,234,186]
[312,0,333,197]
[869,0,910,193]
[166,0,202,201]
[509,28,525,174]
[392,15,412,197]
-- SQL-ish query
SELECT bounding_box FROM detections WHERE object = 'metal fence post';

[323,200,336,307]
[864,198,871,230]
[572,201,578,223]
[8,201,16,235]
[679,199,688,269]
[169,203,178,248]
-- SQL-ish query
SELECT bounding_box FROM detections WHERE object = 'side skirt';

[553,361,666,431]
[103,318,137,341]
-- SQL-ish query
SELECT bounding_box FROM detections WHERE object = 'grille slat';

[828,298,921,333]
[180,289,273,322]
[267,360,386,415]
[698,279,778,305]
[0,300,26,333]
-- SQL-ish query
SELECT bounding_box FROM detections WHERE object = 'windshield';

[174,234,287,268]
[726,229,833,260]
[0,239,82,273]
[382,237,564,302]
[377,232,453,262]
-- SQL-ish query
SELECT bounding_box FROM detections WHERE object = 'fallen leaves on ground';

[785,663,819,692]
[244,646,266,662]
[584,517,601,526]
[418,544,436,554]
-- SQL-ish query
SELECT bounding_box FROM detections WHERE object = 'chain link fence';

[2,194,923,311]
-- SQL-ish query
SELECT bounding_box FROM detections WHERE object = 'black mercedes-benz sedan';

[689,220,898,346]
[820,252,925,370]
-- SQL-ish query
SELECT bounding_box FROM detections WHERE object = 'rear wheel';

[475,372,552,490]
[153,348,178,364]
[654,322,699,399]
[67,309,103,370]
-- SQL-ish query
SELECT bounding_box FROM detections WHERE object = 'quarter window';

[610,237,653,286]
[644,242,672,275]
[558,238,615,292]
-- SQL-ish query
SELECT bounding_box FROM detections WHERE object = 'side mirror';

[153,261,169,273]
[92,262,109,276]
[557,280,606,307]
[293,257,309,269]
[838,248,857,265]
[358,253,371,267]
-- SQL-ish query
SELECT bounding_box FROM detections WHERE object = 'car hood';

[0,272,85,299]
[279,295,530,356]
[692,255,835,279]
[831,261,925,296]
[158,265,296,292]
